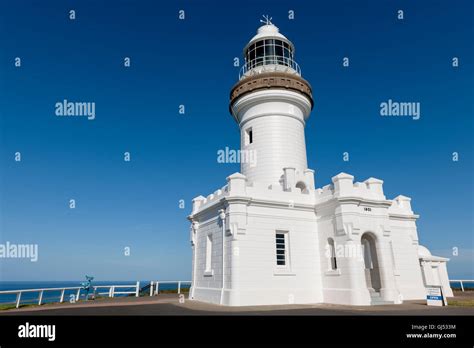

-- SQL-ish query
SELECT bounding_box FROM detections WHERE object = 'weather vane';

[260,15,272,25]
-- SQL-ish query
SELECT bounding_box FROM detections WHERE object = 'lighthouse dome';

[240,22,300,79]
[245,24,293,51]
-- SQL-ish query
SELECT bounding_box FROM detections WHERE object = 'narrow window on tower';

[275,231,288,267]
[205,234,213,274]
[245,127,253,145]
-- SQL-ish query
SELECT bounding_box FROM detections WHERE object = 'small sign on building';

[426,286,447,306]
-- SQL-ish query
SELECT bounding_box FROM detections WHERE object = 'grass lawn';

[448,299,474,307]
[0,303,37,310]
[157,288,190,294]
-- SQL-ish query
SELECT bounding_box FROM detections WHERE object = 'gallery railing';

[239,56,301,79]
[449,279,474,292]
[0,280,193,309]
[0,282,141,308]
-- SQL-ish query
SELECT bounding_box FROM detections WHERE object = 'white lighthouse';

[188,19,453,306]
[230,21,313,188]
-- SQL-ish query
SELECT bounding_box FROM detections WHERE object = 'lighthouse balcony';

[239,56,301,80]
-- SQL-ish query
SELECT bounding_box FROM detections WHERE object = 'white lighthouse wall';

[240,114,307,185]
[312,175,428,305]
[315,203,397,305]
[226,203,323,306]
[387,219,427,300]
[191,206,226,305]
[234,90,311,185]
[190,177,325,306]
[190,175,440,306]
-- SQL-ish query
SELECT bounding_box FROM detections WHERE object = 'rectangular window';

[328,238,337,270]
[245,127,253,145]
[205,234,212,272]
[275,232,288,266]
[331,254,337,270]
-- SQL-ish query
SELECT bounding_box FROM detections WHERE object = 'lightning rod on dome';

[260,15,272,25]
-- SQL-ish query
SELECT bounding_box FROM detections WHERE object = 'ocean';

[448,281,474,290]
[0,281,191,305]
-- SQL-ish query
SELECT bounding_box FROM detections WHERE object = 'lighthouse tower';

[230,20,314,188]
[189,20,323,306]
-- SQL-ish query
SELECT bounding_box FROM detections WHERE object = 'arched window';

[295,181,307,193]
[327,238,337,270]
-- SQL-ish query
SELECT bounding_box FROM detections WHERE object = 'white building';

[188,22,453,306]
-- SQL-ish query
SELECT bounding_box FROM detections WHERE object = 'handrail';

[149,280,191,295]
[93,285,135,289]
[239,55,301,79]
[450,279,474,281]
[0,280,192,308]
[0,286,82,294]
[449,279,474,292]
[0,281,141,308]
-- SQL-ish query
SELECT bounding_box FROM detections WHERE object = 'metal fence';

[0,281,141,308]
[449,279,474,292]
[149,281,191,296]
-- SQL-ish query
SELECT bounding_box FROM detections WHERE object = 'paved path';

[1,292,473,315]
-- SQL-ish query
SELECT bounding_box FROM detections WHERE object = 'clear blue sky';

[0,0,472,280]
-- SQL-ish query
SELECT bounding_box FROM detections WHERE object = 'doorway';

[361,233,382,293]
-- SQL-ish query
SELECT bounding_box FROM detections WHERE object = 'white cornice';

[389,213,420,221]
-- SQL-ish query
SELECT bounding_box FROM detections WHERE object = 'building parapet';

[191,171,319,215]
[191,185,229,214]
[191,172,416,217]
[313,173,417,216]
[315,172,387,203]
[388,195,414,215]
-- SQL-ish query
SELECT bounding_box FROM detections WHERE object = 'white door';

[431,266,441,286]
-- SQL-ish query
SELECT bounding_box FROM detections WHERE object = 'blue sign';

[427,295,442,300]
[426,286,445,306]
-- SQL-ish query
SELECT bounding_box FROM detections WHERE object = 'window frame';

[245,127,253,145]
[204,233,213,275]
[327,238,337,271]
[275,231,290,269]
